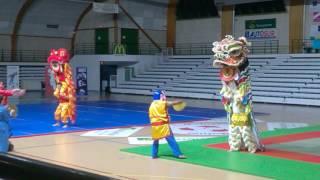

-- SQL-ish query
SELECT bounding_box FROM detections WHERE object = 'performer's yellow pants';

[55,102,71,124]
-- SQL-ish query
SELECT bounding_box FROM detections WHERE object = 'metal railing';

[75,40,280,56]
[250,40,279,54]
[74,42,164,55]
[172,43,212,55]
[0,39,285,62]
[171,40,279,55]
[0,49,48,62]
[291,39,320,54]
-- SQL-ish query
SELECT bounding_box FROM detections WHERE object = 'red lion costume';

[47,48,76,128]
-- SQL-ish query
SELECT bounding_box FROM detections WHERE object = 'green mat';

[121,125,320,180]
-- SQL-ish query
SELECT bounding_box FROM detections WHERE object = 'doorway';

[100,64,117,93]
[121,28,139,54]
[95,28,109,54]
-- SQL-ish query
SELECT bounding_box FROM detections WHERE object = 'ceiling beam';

[113,0,119,44]
[71,3,93,55]
[215,0,273,6]
[11,0,33,61]
[126,0,168,7]
[118,2,161,51]
[167,0,176,48]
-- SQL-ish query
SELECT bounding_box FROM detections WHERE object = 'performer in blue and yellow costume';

[0,106,11,152]
[0,82,25,152]
[149,90,186,159]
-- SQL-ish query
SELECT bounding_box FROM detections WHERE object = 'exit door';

[95,28,109,54]
[100,65,117,93]
[121,28,139,54]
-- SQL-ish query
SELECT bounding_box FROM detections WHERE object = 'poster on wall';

[245,19,276,29]
[244,18,277,39]
[311,0,320,10]
[76,67,88,96]
[245,30,277,39]
[313,11,320,22]
[93,2,119,14]
[309,1,320,39]
[44,66,55,96]
[6,66,19,89]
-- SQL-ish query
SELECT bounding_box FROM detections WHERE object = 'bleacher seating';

[0,66,6,84]
[112,57,208,94]
[111,55,320,106]
[0,64,46,90]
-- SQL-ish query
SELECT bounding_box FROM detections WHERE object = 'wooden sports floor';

[8,92,319,180]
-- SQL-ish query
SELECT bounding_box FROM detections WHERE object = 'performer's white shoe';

[52,122,60,127]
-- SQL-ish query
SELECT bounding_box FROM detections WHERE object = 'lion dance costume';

[212,35,264,153]
[47,48,76,128]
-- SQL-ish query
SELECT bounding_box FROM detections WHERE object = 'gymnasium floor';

[9,92,320,180]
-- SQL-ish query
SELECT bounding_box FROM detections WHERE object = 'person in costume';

[0,81,25,152]
[0,81,25,117]
[0,106,11,152]
[148,90,186,159]
[47,48,76,128]
[212,35,265,153]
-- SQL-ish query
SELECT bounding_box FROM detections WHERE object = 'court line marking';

[76,104,218,119]
[11,119,210,139]
[15,130,144,150]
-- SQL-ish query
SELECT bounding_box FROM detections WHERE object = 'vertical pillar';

[167,0,176,48]
[113,0,119,45]
[289,0,304,53]
[11,0,33,61]
[221,5,234,39]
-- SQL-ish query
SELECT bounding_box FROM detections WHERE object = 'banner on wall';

[6,66,19,89]
[76,67,88,96]
[245,30,277,39]
[312,0,320,6]
[313,12,320,22]
[245,18,276,29]
[93,2,119,14]
[44,66,55,96]
[309,1,320,38]
[245,18,277,39]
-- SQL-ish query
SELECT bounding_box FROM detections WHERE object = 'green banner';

[245,18,276,29]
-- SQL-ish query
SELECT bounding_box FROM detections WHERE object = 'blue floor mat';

[10,100,227,137]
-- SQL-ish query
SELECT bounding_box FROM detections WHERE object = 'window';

[176,0,219,20]
[235,0,286,16]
